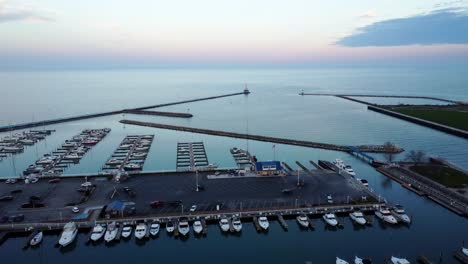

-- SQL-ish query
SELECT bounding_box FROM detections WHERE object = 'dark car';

[167,200,183,207]
[9,214,24,222]
[196,184,205,191]
[48,178,61,184]
[123,187,136,197]
[10,189,22,194]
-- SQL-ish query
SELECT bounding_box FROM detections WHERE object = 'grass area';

[393,108,468,131]
[410,165,468,188]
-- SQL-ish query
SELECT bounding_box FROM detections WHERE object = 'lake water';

[0,67,467,263]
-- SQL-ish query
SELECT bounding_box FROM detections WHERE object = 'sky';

[1,0,468,69]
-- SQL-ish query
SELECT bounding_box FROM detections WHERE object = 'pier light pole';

[297,170,300,186]
[272,144,276,160]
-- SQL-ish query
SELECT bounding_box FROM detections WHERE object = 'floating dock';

[230,147,254,168]
[119,120,404,154]
[102,135,154,173]
[23,128,110,177]
[176,142,209,171]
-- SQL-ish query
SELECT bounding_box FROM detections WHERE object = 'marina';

[0,130,55,161]
[22,128,110,177]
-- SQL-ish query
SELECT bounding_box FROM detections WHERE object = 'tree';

[383,141,397,163]
[405,150,427,165]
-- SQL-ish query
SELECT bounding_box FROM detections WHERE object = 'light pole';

[195,169,199,192]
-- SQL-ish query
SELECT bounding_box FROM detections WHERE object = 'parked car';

[48,178,60,184]
[9,214,24,222]
[150,201,163,208]
[189,205,197,212]
[0,195,13,201]
[72,207,80,213]
[81,181,93,187]
[123,187,136,197]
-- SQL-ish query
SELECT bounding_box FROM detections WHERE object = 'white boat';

[333,159,356,177]
[462,247,468,257]
[354,256,372,264]
[64,153,80,160]
[375,206,398,224]
[349,211,367,225]
[258,216,269,230]
[104,222,118,243]
[149,223,160,236]
[219,218,230,232]
[193,220,203,234]
[336,257,349,264]
[90,224,106,241]
[132,152,147,158]
[124,163,142,171]
[19,139,35,145]
[391,205,411,224]
[29,231,43,246]
[106,158,122,165]
[323,213,338,227]
[296,214,309,228]
[134,223,147,239]
[166,221,175,233]
[59,222,78,247]
[232,218,242,232]
[390,256,410,264]
[121,224,132,238]
[178,220,190,236]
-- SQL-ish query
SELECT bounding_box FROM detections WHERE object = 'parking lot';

[0,169,374,223]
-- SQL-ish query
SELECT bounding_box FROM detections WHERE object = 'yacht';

[258,216,269,230]
[149,222,160,236]
[178,220,190,236]
[106,158,122,166]
[59,222,78,247]
[29,231,43,246]
[296,214,309,228]
[349,211,367,225]
[134,223,147,239]
[90,224,106,241]
[344,165,356,177]
[121,223,132,238]
[333,159,356,177]
[193,220,203,234]
[323,213,338,227]
[462,247,468,257]
[357,178,369,187]
[82,140,98,146]
[354,256,372,264]
[391,205,411,224]
[132,152,147,159]
[336,257,349,264]
[375,206,398,224]
[390,256,410,264]
[104,222,118,243]
[219,217,230,232]
[166,221,175,233]
[232,218,242,232]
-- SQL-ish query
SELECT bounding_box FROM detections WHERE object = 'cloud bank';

[0,0,55,23]
[337,9,468,47]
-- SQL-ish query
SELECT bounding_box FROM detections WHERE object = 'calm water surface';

[0,67,467,263]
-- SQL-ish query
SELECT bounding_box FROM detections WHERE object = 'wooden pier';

[276,215,288,231]
[119,120,404,154]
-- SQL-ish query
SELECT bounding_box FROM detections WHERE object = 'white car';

[81,182,93,187]
[72,207,80,213]
[189,205,197,212]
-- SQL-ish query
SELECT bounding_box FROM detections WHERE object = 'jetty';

[299,93,466,105]
[119,120,404,154]
[0,92,245,133]
[123,109,193,118]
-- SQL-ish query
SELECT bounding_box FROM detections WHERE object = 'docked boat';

[178,220,190,236]
[336,257,349,264]
[193,220,203,234]
[132,152,147,159]
[59,222,78,247]
[391,205,411,224]
[19,139,35,145]
[375,206,398,224]
[258,216,269,230]
[232,218,242,232]
[134,223,147,239]
[121,224,132,238]
[149,222,160,236]
[106,158,122,166]
[349,211,367,225]
[82,140,98,146]
[63,153,80,160]
[296,214,309,228]
[323,213,338,227]
[104,222,118,243]
[354,256,372,264]
[219,218,230,232]
[90,224,106,241]
[463,247,468,257]
[166,221,175,233]
[390,256,410,264]
[123,163,142,171]
[333,159,356,177]
[29,231,43,246]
